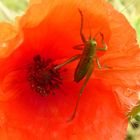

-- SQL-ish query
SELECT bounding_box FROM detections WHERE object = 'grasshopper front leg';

[68,62,94,122]
[96,33,107,51]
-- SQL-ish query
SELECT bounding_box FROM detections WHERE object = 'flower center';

[27,55,63,96]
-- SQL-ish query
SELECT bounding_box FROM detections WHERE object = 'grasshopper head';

[89,39,97,47]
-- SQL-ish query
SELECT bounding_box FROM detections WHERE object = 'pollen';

[27,54,63,96]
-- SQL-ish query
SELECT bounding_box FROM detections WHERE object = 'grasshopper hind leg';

[54,54,80,70]
[67,63,94,122]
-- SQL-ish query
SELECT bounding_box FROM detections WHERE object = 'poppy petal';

[0,79,127,140]
[0,23,22,58]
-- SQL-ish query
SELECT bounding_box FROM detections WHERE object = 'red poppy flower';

[0,0,139,140]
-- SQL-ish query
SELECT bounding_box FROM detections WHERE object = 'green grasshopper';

[55,9,107,121]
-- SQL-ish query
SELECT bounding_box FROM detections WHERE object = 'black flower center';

[27,54,63,96]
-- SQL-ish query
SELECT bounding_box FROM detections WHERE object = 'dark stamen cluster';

[27,55,63,96]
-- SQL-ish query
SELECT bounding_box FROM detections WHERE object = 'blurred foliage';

[1,0,27,11]
[0,0,140,140]
[0,0,28,22]
[108,0,140,44]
